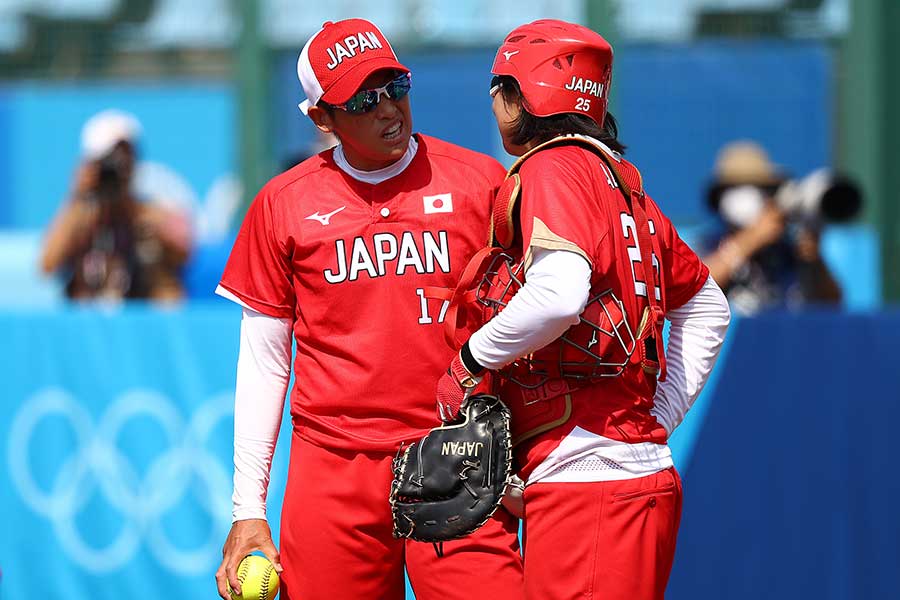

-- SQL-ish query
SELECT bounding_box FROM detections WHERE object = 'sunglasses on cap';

[329,73,412,115]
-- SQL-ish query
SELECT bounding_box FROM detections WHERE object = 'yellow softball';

[229,555,279,600]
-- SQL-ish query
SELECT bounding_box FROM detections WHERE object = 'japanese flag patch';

[423,193,453,214]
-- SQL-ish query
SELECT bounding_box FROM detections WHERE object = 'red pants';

[522,467,682,600]
[279,434,523,599]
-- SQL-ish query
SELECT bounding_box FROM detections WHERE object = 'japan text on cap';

[296,19,409,115]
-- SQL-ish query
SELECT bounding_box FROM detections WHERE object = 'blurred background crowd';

[2,1,898,599]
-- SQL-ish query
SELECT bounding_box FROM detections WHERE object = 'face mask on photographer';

[718,185,767,229]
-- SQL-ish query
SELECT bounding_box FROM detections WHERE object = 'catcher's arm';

[467,248,591,370]
[436,249,589,422]
[435,344,484,421]
[650,276,730,435]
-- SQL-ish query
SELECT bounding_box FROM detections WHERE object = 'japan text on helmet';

[491,19,613,128]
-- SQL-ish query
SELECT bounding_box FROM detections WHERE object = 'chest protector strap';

[491,134,668,381]
[422,245,505,350]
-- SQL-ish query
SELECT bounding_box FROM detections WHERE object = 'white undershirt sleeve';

[468,248,592,370]
[231,307,293,522]
[651,275,731,436]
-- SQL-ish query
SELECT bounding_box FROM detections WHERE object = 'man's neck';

[332,137,419,185]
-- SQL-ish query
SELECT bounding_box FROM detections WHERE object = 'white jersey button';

[380,207,390,218]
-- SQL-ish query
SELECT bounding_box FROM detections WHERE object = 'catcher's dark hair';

[496,75,626,154]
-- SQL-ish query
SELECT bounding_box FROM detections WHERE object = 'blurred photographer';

[40,110,192,302]
[702,141,858,315]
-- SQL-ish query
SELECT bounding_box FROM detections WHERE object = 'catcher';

[418,19,731,600]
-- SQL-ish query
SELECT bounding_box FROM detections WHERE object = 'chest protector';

[430,135,667,415]
[496,136,666,392]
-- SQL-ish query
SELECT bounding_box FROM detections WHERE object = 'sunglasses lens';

[387,75,411,100]
[342,74,411,114]
[344,91,377,114]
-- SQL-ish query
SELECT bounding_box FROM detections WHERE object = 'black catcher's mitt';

[390,394,513,543]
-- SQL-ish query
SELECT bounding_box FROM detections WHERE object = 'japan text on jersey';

[323,231,450,284]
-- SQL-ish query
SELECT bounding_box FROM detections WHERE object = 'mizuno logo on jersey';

[564,76,606,99]
[423,193,453,214]
[305,206,346,226]
[325,32,384,70]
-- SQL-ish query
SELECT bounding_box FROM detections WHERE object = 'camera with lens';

[93,147,132,203]
[774,169,862,227]
[713,169,863,231]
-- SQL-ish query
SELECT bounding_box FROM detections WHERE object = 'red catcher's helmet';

[491,19,613,128]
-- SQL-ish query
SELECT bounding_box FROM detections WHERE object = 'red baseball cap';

[297,19,409,114]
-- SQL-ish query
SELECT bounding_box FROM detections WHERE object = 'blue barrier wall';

[668,310,900,600]
[2,307,899,599]
[0,304,291,599]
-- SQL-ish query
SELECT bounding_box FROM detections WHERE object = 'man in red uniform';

[214,19,522,600]
[436,20,731,600]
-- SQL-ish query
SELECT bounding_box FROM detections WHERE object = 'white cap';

[80,109,142,160]
[296,28,324,115]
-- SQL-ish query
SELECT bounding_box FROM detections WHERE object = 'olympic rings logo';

[7,387,234,574]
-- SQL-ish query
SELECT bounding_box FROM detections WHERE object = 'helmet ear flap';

[492,174,521,250]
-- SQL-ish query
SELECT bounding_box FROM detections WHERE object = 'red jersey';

[220,134,505,450]
[498,142,709,472]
